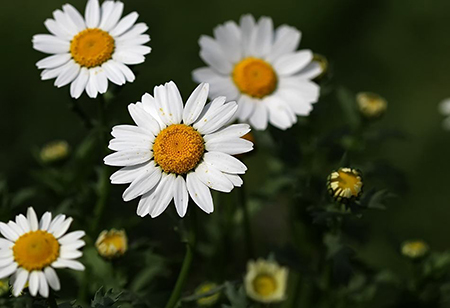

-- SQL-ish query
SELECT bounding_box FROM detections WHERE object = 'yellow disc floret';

[232,57,277,98]
[70,28,115,68]
[253,274,277,296]
[13,230,60,271]
[153,124,205,175]
[327,168,363,202]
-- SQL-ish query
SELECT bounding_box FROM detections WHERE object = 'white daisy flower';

[104,81,253,218]
[244,259,288,303]
[0,207,85,297]
[32,0,151,99]
[192,14,322,131]
[439,98,450,130]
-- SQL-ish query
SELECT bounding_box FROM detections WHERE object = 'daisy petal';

[15,215,30,233]
[187,172,214,214]
[6,222,21,238]
[98,1,115,30]
[251,17,273,58]
[195,100,238,135]
[203,152,247,174]
[48,214,66,234]
[110,161,153,184]
[117,23,148,41]
[39,212,52,231]
[104,149,152,167]
[101,1,124,32]
[183,83,210,125]
[44,267,61,291]
[85,0,100,28]
[54,60,80,88]
[224,174,243,187]
[199,35,233,74]
[102,60,126,86]
[0,222,19,241]
[62,4,86,32]
[195,162,234,193]
[28,271,39,297]
[296,61,323,80]
[36,53,72,70]
[248,103,268,130]
[149,173,176,218]
[38,271,49,298]
[43,19,72,40]
[122,162,161,202]
[113,51,145,65]
[136,187,157,217]
[174,175,189,218]
[110,12,139,37]
[63,240,85,250]
[52,259,85,271]
[0,257,14,268]
[213,21,242,62]
[111,61,134,82]
[274,50,313,76]
[70,67,90,99]
[0,262,17,280]
[204,123,251,142]
[128,103,160,135]
[267,25,301,61]
[0,238,14,250]
[266,96,296,130]
[12,268,28,297]
[60,248,83,259]
[86,70,98,98]
[53,9,78,36]
[52,217,73,239]
[205,137,253,155]
[240,14,256,56]
[154,82,182,126]
[32,34,70,54]
[58,231,85,245]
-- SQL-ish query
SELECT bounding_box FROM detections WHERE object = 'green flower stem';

[69,98,93,130]
[90,95,110,235]
[239,182,255,259]
[165,208,197,308]
[90,164,110,235]
[47,292,58,308]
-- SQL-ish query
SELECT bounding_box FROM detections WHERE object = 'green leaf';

[222,282,248,308]
[92,287,122,308]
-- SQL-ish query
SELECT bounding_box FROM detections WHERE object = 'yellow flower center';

[13,230,60,271]
[70,28,115,68]
[253,274,277,296]
[328,168,363,200]
[153,124,205,175]
[232,57,277,98]
[96,229,127,258]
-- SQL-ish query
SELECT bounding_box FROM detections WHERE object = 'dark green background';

[1,0,449,276]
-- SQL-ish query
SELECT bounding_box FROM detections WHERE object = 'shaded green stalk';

[165,208,197,308]
[239,183,255,259]
[69,98,93,129]
[91,96,110,235]
[79,96,110,304]
[47,292,58,308]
